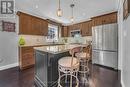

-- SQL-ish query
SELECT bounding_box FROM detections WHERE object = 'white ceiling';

[15,0,118,25]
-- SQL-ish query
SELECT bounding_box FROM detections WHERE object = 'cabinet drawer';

[22,52,34,60]
[22,58,35,67]
[21,47,33,53]
[19,46,36,70]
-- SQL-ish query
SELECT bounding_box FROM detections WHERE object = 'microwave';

[70,29,81,37]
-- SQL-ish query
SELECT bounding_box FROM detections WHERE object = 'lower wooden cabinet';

[19,46,35,70]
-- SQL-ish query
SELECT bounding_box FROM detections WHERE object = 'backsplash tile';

[59,36,92,44]
[19,35,47,46]
[19,35,92,46]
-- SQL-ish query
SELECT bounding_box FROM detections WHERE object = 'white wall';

[118,0,123,70]
[118,0,130,87]
[122,15,130,87]
[0,16,19,70]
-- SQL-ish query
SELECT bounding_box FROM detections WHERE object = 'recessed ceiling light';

[35,5,38,8]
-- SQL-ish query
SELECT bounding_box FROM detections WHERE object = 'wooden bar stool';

[58,47,82,87]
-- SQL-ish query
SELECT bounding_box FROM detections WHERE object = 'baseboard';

[0,63,18,71]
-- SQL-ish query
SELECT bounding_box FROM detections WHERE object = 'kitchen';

[0,0,130,87]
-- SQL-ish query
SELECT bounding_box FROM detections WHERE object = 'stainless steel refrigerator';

[92,23,118,69]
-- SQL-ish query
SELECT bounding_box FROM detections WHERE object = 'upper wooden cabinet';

[67,23,82,36]
[61,12,117,37]
[67,21,92,37]
[61,26,68,37]
[68,23,82,31]
[18,12,48,36]
[19,12,32,35]
[81,20,92,36]
[92,12,117,26]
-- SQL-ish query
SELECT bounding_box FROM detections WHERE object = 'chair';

[75,43,92,75]
[58,46,82,87]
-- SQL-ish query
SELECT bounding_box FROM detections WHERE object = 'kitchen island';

[34,44,86,87]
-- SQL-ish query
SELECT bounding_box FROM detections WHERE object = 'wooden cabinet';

[31,17,48,35]
[67,23,82,37]
[81,20,92,36]
[67,21,92,37]
[41,20,48,36]
[18,12,48,36]
[92,12,117,26]
[68,23,82,31]
[31,17,42,35]
[61,26,68,37]
[73,23,82,30]
[61,12,117,37]
[19,46,35,70]
[19,13,32,35]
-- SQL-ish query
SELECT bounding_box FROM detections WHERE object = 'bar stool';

[75,44,92,74]
[58,47,82,87]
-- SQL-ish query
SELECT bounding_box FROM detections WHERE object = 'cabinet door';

[81,21,92,36]
[31,17,48,35]
[93,17,103,26]
[41,20,48,36]
[20,47,35,69]
[64,26,68,37]
[102,14,115,24]
[110,13,117,23]
[31,17,42,35]
[22,53,34,67]
[88,21,92,36]
[82,22,89,36]
[19,13,32,34]
[61,26,68,37]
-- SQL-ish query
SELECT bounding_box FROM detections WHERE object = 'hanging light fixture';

[70,4,75,23]
[57,0,62,17]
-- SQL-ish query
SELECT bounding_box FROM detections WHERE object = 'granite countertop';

[34,44,87,54]
[19,43,65,47]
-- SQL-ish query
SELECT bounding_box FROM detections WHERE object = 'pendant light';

[57,0,62,17]
[70,4,75,23]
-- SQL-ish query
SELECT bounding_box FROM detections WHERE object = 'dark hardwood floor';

[0,63,121,87]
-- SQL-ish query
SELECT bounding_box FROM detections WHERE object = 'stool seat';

[75,52,90,74]
[76,52,90,59]
[58,57,79,68]
[58,46,82,87]
[76,52,86,59]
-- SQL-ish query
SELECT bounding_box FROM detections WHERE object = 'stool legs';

[58,68,79,87]
[78,59,89,76]
[70,72,72,87]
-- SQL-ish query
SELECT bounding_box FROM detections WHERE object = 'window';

[46,24,59,42]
